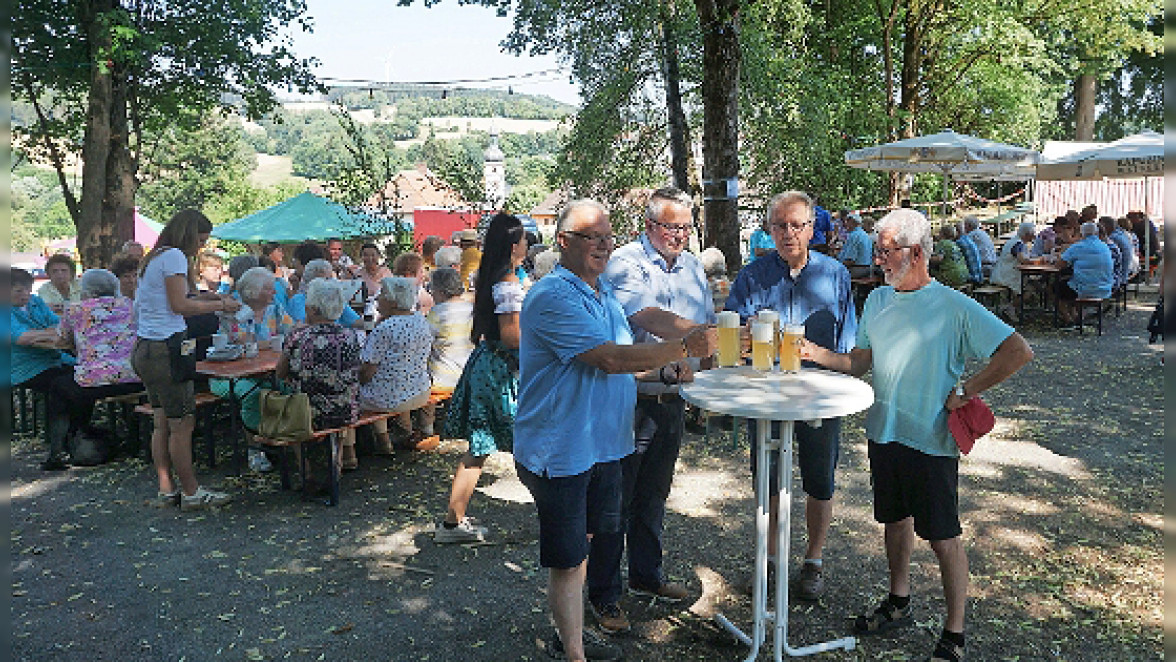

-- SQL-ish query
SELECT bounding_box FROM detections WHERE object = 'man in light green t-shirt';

[803,209,1033,662]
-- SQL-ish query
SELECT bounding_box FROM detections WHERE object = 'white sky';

[284,0,581,107]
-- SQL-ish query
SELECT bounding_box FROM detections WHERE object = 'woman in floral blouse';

[276,279,362,475]
[57,270,147,452]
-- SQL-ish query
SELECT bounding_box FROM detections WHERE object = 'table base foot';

[715,613,857,659]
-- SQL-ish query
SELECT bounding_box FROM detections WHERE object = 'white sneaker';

[180,486,233,511]
[248,449,273,473]
[434,517,488,543]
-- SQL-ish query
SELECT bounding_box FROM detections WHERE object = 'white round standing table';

[680,366,874,661]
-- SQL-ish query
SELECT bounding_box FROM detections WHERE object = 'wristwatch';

[955,384,967,398]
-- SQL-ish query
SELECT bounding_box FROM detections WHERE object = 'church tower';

[483,128,506,209]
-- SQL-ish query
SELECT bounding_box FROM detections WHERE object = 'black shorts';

[1055,279,1079,301]
[516,460,623,569]
[868,440,961,541]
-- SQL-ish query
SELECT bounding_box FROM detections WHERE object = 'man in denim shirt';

[725,190,857,600]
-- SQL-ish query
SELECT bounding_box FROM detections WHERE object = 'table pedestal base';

[714,419,857,660]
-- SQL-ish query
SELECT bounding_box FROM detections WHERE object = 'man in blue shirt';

[586,188,716,634]
[1056,222,1114,325]
[837,213,874,277]
[810,203,835,250]
[1102,216,1133,289]
[803,209,1032,662]
[954,226,984,285]
[725,190,857,601]
[514,199,715,661]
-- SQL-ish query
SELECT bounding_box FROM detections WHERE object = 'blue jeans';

[587,397,684,607]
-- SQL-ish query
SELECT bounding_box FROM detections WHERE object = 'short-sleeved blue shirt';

[513,265,636,478]
[858,281,1013,457]
[748,229,775,258]
[725,250,857,353]
[603,235,715,343]
[837,227,873,267]
[7,294,73,386]
[1061,237,1114,298]
[810,206,834,245]
[1108,228,1134,287]
[287,291,361,327]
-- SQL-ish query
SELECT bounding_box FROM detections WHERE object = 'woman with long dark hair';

[131,209,241,510]
[434,213,527,543]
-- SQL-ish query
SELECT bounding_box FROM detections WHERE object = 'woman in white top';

[435,213,527,543]
[989,221,1038,322]
[359,276,438,452]
[130,209,241,511]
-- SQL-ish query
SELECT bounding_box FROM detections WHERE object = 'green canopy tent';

[211,191,408,242]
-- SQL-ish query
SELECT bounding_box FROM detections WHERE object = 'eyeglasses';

[563,230,617,246]
[874,244,914,260]
[769,221,811,234]
[648,218,695,234]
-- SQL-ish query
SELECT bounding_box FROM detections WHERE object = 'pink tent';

[134,208,164,246]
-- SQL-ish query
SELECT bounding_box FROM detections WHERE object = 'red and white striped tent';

[1033,133,1164,220]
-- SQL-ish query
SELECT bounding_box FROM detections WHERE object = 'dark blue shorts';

[868,440,961,542]
[516,460,623,569]
[748,418,841,500]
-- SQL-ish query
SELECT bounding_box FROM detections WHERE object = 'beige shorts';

[132,338,195,418]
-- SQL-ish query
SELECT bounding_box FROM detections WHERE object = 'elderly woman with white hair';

[426,268,475,390]
[989,221,1039,321]
[286,259,364,328]
[359,276,439,454]
[211,266,295,472]
[275,279,363,477]
[56,269,145,459]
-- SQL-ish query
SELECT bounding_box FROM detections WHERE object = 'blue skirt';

[442,340,518,456]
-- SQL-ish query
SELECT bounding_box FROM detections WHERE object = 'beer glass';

[716,311,741,368]
[779,324,804,373]
[757,309,780,366]
[751,322,774,371]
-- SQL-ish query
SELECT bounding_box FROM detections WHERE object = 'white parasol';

[1034,130,1162,181]
[845,129,1040,213]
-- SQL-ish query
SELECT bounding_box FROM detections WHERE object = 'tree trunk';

[695,0,742,276]
[78,0,116,269]
[103,64,137,267]
[1074,74,1097,141]
[659,1,693,197]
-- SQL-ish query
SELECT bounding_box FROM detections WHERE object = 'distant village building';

[368,164,468,220]
[483,128,507,209]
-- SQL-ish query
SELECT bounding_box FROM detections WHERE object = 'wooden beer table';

[196,349,281,472]
[681,366,874,660]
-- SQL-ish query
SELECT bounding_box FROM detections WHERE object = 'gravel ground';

[10,289,1163,662]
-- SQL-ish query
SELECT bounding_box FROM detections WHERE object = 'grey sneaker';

[149,490,181,508]
[434,517,487,544]
[793,562,824,600]
[180,486,233,511]
[548,627,623,660]
[248,449,273,473]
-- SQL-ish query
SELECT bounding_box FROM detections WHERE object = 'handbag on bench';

[258,390,314,443]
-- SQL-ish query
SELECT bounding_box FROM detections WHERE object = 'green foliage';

[11,167,77,251]
[136,111,257,218]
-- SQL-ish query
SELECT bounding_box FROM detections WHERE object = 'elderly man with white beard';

[800,209,1033,662]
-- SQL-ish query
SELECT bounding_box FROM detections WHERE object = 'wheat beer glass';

[717,311,741,367]
[751,321,774,371]
[756,309,780,367]
[779,323,804,373]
